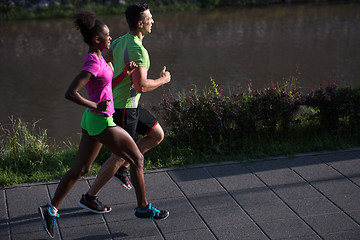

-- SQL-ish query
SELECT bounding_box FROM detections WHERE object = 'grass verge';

[1,114,359,187]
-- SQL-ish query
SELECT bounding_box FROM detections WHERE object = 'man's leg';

[137,123,164,153]
[87,154,125,196]
[115,123,164,188]
[115,106,164,186]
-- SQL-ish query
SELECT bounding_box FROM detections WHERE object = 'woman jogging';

[38,9,168,239]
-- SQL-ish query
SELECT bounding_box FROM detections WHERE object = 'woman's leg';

[51,129,102,209]
[95,126,148,209]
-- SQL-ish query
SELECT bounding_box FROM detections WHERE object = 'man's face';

[140,9,154,34]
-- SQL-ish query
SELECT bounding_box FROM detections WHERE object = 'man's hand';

[160,66,171,84]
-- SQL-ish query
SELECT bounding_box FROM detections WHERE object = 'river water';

[1,3,359,143]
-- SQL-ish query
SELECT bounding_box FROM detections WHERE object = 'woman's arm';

[112,61,138,88]
[65,71,109,111]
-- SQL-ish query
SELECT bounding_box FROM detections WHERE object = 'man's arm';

[132,66,171,93]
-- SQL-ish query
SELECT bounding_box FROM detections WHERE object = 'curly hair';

[74,9,105,45]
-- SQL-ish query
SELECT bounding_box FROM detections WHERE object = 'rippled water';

[1,3,359,142]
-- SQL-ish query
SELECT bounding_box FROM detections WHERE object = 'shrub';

[154,78,359,154]
[303,82,360,132]
[247,80,302,134]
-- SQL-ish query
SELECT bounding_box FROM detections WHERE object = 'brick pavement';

[1,149,360,240]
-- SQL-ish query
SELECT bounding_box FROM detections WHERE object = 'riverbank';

[1,0,359,20]
[1,80,360,187]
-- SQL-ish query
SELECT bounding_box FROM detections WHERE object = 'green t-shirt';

[110,33,150,109]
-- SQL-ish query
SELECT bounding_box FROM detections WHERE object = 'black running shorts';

[112,105,158,139]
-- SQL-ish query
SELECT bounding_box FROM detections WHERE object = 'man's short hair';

[125,3,149,30]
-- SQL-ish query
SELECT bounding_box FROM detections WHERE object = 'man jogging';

[103,3,171,188]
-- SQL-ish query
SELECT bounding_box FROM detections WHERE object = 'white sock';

[49,203,58,215]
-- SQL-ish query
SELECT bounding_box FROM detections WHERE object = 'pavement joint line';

[287,162,360,227]
[319,155,360,189]
[101,213,114,240]
[83,179,115,240]
[3,189,13,240]
[3,147,360,190]
[165,171,220,240]
[246,166,325,240]
[204,168,272,240]
[153,219,166,240]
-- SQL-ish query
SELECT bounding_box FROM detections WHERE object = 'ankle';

[118,165,128,173]
[138,203,149,211]
[85,193,97,201]
[49,203,58,215]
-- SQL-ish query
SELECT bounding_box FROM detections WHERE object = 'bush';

[304,82,360,132]
[154,78,360,154]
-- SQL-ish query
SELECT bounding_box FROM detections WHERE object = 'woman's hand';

[112,61,138,88]
[96,100,110,111]
[124,61,138,77]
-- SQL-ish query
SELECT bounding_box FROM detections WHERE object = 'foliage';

[153,78,360,156]
[304,83,360,132]
[0,117,95,186]
[1,79,360,187]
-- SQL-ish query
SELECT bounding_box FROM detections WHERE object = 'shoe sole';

[38,207,55,238]
[158,212,170,220]
[113,176,132,190]
[135,211,170,220]
[78,202,112,214]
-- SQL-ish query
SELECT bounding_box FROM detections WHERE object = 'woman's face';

[98,25,112,50]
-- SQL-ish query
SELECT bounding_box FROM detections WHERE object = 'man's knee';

[150,124,164,144]
[81,169,89,176]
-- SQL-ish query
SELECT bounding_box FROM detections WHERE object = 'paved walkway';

[1,149,360,240]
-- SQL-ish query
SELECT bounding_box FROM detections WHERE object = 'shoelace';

[148,203,160,220]
[47,207,59,230]
[51,214,59,230]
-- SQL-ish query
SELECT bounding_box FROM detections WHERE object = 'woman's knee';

[68,165,91,178]
[132,153,144,169]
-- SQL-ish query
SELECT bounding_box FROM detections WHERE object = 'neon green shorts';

[81,108,116,136]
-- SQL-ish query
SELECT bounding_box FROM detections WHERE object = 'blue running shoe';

[38,205,59,238]
[135,203,169,220]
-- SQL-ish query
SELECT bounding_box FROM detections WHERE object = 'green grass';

[2,77,360,188]
[145,121,360,167]
[0,116,359,187]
